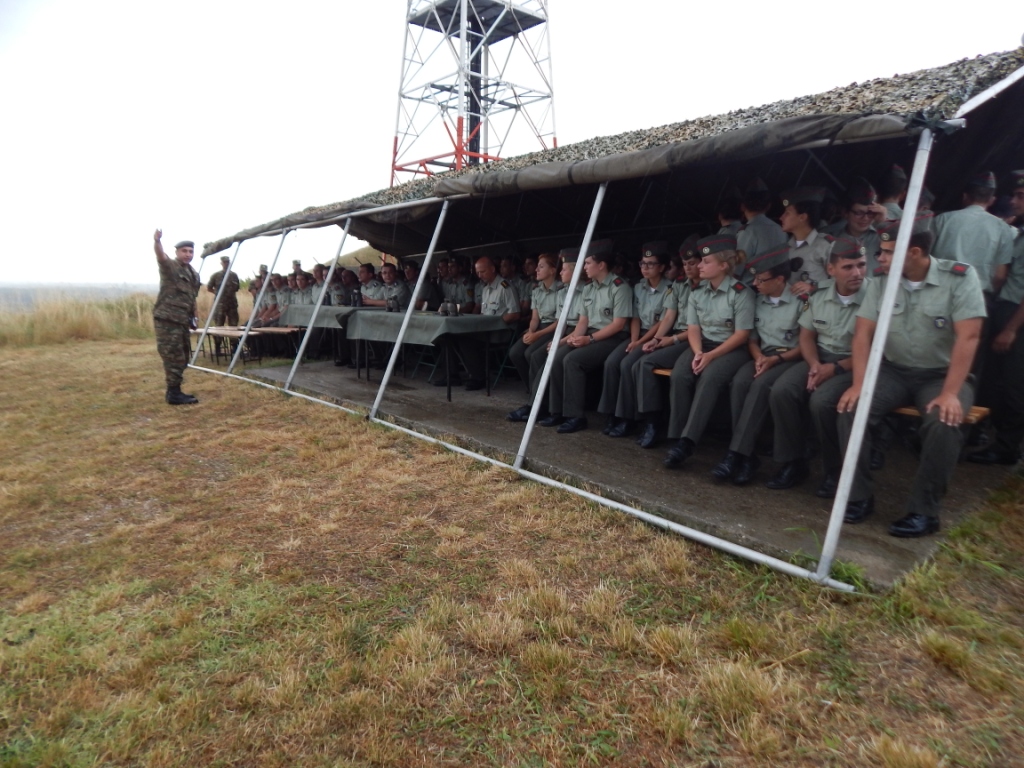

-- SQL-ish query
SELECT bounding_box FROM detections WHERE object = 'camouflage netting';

[203,49,1024,257]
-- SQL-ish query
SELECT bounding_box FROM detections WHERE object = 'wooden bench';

[651,367,990,423]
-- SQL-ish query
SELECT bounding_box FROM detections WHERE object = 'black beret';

[781,186,826,207]
[878,211,934,241]
[967,171,996,190]
[846,177,878,206]
[559,246,580,264]
[174,240,194,249]
[678,234,701,259]
[585,239,614,258]
[640,241,669,259]
[696,234,737,256]
[747,244,791,275]
[831,235,867,261]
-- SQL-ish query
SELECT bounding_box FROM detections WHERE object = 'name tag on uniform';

[725,319,734,329]
[934,317,947,328]
[813,319,827,327]
[603,307,612,317]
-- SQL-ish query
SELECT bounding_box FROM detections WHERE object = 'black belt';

[701,336,722,351]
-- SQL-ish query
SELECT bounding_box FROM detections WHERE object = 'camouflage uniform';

[154,257,200,388]
[207,267,240,326]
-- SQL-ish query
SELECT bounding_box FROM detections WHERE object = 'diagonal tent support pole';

[227,230,290,375]
[191,241,242,367]
[369,200,452,421]
[513,182,608,470]
[285,219,352,392]
[815,127,935,582]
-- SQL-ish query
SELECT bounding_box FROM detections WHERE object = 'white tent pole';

[191,241,242,366]
[815,127,935,581]
[284,219,352,391]
[227,230,290,374]
[369,200,452,420]
[513,182,608,469]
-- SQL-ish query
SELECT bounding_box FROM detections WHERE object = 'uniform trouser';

[154,319,191,388]
[548,332,629,418]
[837,362,972,516]
[212,300,239,327]
[597,337,649,420]
[667,347,751,442]
[635,342,689,416]
[984,299,1024,455]
[769,359,852,469]
[728,359,799,457]
[509,324,554,395]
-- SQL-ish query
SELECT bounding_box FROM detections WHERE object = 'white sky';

[1,0,1021,285]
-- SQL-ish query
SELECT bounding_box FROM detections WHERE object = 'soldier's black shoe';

[967,447,1021,465]
[815,471,840,498]
[539,415,564,427]
[869,447,886,471]
[165,386,198,405]
[557,417,588,434]
[888,512,940,538]
[636,422,658,449]
[602,417,619,436]
[843,497,874,524]
[607,419,635,438]
[765,460,809,490]
[663,438,694,469]
[711,451,741,481]
[733,455,760,486]
[506,405,532,422]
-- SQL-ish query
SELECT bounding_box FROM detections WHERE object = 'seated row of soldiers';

[486,168,1022,540]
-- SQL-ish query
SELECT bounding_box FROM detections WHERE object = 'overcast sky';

[1,0,1021,285]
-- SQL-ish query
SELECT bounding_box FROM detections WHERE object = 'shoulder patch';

[613,278,624,286]
[822,233,835,243]
[676,276,688,283]
[732,282,746,292]
[951,262,970,276]
[500,280,510,288]
[873,267,886,277]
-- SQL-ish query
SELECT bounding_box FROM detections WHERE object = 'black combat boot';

[166,386,199,405]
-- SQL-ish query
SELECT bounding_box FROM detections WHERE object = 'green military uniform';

[361,279,385,302]
[882,201,903,220]
[932,205,1016,293]
[444,277,475,308]
[207,266,240,326]
[599,276,671,420]
[838,258,987,518]
[382,280,412,310]
[737,213,787,281]
[293,286,314,306]
[788,230,833,287]
[635,278,698,416]
[525,280,586,404]
[666,276,755,440]
[457,275,520,385]
[727,288,803,457]
[770,279,867,473]
[548,273,632,419]
[277,286,293,309]
[154,256,200,389]
[823,221,881,272]
[509,279,562,391]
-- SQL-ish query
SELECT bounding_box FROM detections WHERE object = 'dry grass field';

[1,332,1023,766]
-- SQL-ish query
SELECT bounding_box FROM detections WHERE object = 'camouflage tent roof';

[203,49,1024,257]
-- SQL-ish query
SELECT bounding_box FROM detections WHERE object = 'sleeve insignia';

[950,262,970,276]
[501,280,510,288]
[613,278,624,286]
[732,282,746,292]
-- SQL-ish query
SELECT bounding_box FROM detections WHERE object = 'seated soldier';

[507,253,562,405]
[507,249,584,422]
[766,236,868,494]
[780,187,834,297]
[439,256,520,391]
[634,236,702,447]
[823,178,884,272]
[711,246,804,485]
[293,273,313,305]
[357,263,385,304]
[659,234,755,468]
[540,240,633,434]
[500,255,529,312]
[444,257,477,313]
[404,260,442,310]
[363,262,411,309]
[599,241,672,437]
[836,216,986,537]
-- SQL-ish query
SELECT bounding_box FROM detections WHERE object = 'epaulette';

[732,282,746,292]
[613,278,624,286]
[675,276,688,283]
[873,267,886,277]
[822,233,835,243]
[500,280,510,288]
[950,262,970,276]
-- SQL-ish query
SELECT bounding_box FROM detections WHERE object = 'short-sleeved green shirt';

[932,205,1016,293]
[480,276,520,317]
[555,282,585,324]
[752,288,803,352]
[633,278,672,331]
[686,278,755,342]
[669,279,699,332]
[799,278,868,357]
[531,280,562,324]
[361,279,385,301]
[582,273,633,331]
[998,229,1024,306]
[857,258,987,368]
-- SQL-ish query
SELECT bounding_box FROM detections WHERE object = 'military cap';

[584,239,614,258]
[1011,170,1024,188]
[559,246,580,264]
[220,255,230,262]
[746,177,769,194]
[967,170,996,190]
[174,240,194,249]
[780,186,826,207]
[878,211,934,241]
[831,235,867,261]
[696,234,737,256]
[919,186,935,208]
[888,164,907,183]
[990,196,1013,219]
[259,264,268,271]
[746,244,791,275]
[846,177,878,206]
[292,259,302,267]
[678,234,701,260]
[640,241,669,259]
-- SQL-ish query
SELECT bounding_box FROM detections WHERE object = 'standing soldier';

[737,178,787,281]
[207,254,240,326]
[152,230,201,405]
[836,217,986,537]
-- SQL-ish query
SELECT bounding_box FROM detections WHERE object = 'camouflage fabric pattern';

[208,268,240,326]
[154,257,200,324]
[154,319,191,387]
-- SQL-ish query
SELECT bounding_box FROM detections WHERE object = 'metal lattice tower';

[391,0,557,185]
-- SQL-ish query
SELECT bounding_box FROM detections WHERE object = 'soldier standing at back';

[737,178,788,281]
[152,230,201,405]
[207,254,240,326]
